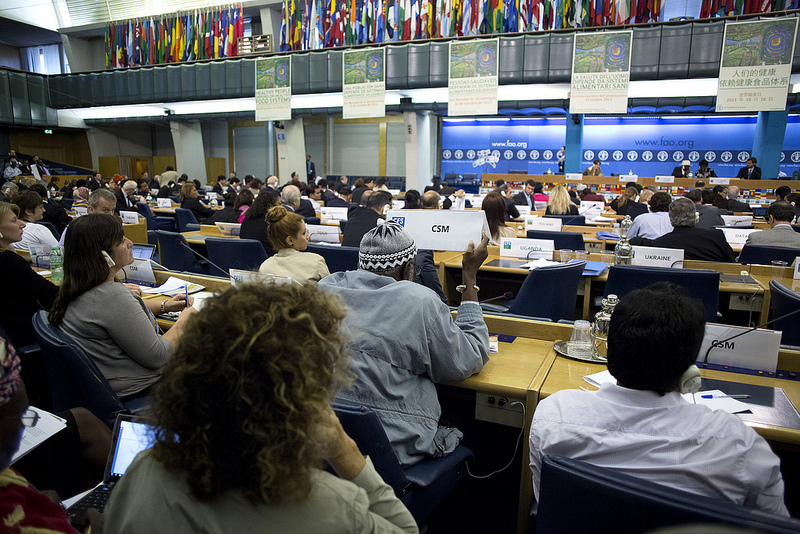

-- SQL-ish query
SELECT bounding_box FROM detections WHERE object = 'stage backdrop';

[440,115,800,179]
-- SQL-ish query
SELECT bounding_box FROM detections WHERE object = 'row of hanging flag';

[104,4,245,69]
[280,0,800,51]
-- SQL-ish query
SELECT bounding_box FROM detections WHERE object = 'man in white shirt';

[529,283,789,516]
[626,191,673,241]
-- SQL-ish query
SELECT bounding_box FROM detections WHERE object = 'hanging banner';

[570,31,633,114]
[448,39,499,116]
[255,56,292,121]
[717,18,798,112]
[342,48,386,119]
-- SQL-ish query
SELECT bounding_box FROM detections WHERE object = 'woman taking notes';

[49,214,195,401]
[258,206,329,284]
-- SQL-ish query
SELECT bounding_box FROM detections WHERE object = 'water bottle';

[50,246,63,285]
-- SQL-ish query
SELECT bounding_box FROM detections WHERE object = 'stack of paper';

[11,407,67,464]
[139,276,205,296]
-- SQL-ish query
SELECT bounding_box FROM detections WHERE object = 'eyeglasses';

[2,408,39,428]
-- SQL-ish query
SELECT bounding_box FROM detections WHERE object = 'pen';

[700,394,750,399]
[185,285,189,307]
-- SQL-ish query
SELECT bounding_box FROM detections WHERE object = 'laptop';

[131,243,157,261]
[66,414,156,526]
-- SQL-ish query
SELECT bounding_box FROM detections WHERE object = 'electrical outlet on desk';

[475,391,524,428]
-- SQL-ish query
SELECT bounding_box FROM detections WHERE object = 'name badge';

[631,246,684,268]
[157,198,172,208]
[321,207,349,221]
[387,209,489,251]
[720,228,758,246]
[499,238,554,260]
[710,177,730,185]
[121,258,157,286]
[698,323,780,373]
[392,200,405,210]
[525,216,562,231]
[306,224,341,244]
[565,173,583,182]
[654,175,675,184]
[120,211,139,225]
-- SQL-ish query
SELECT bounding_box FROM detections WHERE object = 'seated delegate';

[49,214,195,401]
[10,190,58,252]
[103,283,418,533]
[259,206,329,284]
[545,185,579,216]
[482,192,516,245]
[240,189,280,256]
[179,182,213,223]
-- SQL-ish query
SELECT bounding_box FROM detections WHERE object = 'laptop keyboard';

[67,481,116,526]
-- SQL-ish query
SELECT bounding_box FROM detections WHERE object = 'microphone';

[176,239,229,277]
[480,291,514,304]
[702,307,800,364]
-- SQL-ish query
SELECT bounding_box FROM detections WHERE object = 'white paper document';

[140,276,205,296]
[681,389,752,414]
[11,407,67,464]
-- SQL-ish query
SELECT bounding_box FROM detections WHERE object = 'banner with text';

[255,57,292,121]
[570,31,632,114]
[717,18,798,112]
[448,39,499,116]
[343,48,385,119]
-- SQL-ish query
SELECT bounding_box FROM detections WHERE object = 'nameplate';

[720,215,753,227]
[631,246,684,268]
[120,211,139,225]
[230,269,296,288]
[710,177,730,185]
[307,224,341,244]
[151,189,159,196]
[516,206,532,217]
[74,207,88,217]
[29,244,51,268]
[499,238,554,260]
[620,175,638,182]
[206,192,218,200]
[525,216,561,231]
[122,258,156,286]
[794,257,800,279]
[720,228,758,246]
[157,198,172,208]
[654,175,674,183]
[320,207,349,221]
[565,173,583,182]
[698,323,780,373]
[392,200,404,210]
[579,201,605,219]
[387,209,489,251]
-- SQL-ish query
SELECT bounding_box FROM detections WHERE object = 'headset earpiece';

[101,250,116,268]
[678,365,702,395]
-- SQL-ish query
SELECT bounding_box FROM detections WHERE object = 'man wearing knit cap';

[318,222,491,467]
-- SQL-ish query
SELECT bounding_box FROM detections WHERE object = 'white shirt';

[12,221,59,251]
[529,383,788,516]
[627,211,673,240]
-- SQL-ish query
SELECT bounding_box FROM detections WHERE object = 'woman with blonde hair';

[482,191,517,245]
[258,206,330,283]
[545,185,579,216]
[610,186,639,216]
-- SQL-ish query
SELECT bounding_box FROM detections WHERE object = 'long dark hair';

[49,214,124,326]
[482,192,508,240]
[233,189,254,211]
[403,189,421,209]
[245,190,280,220]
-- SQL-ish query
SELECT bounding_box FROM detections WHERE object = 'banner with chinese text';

[569,31,633,114]
[342,49,386,119]
[448,39,499,117]
[717,18,798,112]
[255,57,292,121]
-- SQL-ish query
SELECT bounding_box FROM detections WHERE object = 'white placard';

[579,201,605,220]
[534,201,548,211]
[392,200,405,210]
[720,228,759,246]
[387,209,489,251]
[206,192,218,200]
[29,244,50,268]
[698,323,781,373]
[516,205,532,217]
[631,246,684,268]
[307,224,341,243]
[710,177,730,185]
[654,175,675,184]
[498,238,554,260]
[121,258,157,286]
[321,207,349,221]
[157,198,172,208]
[525,216,562,231]
[120,211,139,225]
[229,269,296,288]
[619,175,638,182]
[565,173,583,182]
[720,215,753,227]
[794,257,800,279]
[74,207,88,217]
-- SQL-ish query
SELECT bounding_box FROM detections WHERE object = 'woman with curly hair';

[103,283,418,533]
[258,205,330,284]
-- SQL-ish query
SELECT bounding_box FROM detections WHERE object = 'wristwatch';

[160,301,167,313]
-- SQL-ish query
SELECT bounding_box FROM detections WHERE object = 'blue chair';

[332,398,473,524]
[154,230,209,275]
[175,208,201,232]
[752,206,768,217]
[0,323,48,409]
[60,197,74,210]
[304,216,321,225]
[136,202,178,231]
[306,243,359,273]
[602,265,719,322]
[35,220,60,239]
[482,261,585,322]
[31,311,149,428]
[534,455,800,534]
[543,215,586,226]
[769,280,800,348]
[526,230,585,251]
[738,245,800,266]
[205,237,268,275]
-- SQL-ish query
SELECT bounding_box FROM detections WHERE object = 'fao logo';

[704,151,716,162]
[598,150,609,161]
[543,150,553,160]
[454,150,464,159]
[529,150,540,160]
[504,150,514,160]
[466,150,476,159]
[737,151,750,163]
[781,152,786,162]
[612,150,623,161]
[642,151,653,161]
[721,151,732,162]
[657,151,668,162]
[491,150,501,158]
[688,151,700,162]
[442,150,452,159]
[672,151,684,162]
[627,151,638,161]
[792,151,800,163]
[584,150,595,160]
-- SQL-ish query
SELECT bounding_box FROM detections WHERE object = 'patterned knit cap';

[358,221,417,273]
[0,336,21,408]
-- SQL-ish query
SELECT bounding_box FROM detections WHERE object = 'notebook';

[66,414,156,526]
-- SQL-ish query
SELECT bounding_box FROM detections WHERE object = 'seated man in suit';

[684,189,724,229]
[737,157,762,180]
[671,159,692,178]
[495,184,520,220]
[318,222,490,467]
[745,201,800,249]
[115,180,140,214]
[326,186,350,207]
[513,180,536,209]
[726,185,752,213]
[529,283,788,515]
[341,191,391,247]
[652,197,735,262]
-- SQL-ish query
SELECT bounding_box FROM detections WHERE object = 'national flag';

[220,9,228,57]
[227,7,236,56]
[316,0,326,47]
[214,11,221,57]
[411,0,419,37]
[280,0,288,51]
[376,0,385,42]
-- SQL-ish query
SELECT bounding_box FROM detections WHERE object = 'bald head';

[422,191,440,209]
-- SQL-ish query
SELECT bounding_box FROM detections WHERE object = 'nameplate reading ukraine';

[387,210,488,251]
[631,246,684,269]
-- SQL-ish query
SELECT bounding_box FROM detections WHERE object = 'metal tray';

[553,340,607,364]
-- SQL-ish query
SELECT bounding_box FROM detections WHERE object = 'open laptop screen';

[131,244,157,261]
[107,416,156,479]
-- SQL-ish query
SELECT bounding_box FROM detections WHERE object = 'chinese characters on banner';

[342,48,386,119]
[717,18,798,112]
[569,30,633,114]
[255,57,292,121]
[448,39,499,116]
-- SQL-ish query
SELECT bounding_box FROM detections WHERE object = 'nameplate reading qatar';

[387,210,489,251]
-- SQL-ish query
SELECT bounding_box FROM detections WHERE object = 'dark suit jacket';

[624,203,648,220]
[652,226,736,263]
[342,208,382,247]
[736,166,762,180]
[504,197,519,220]
[416,250,447,303]
[512,192,534,208]
[295,199,316,218]
[672,166,691,178]
[306,161,316,181]
[727,199,752,213]
[351,186,370,205]
[695,203,724,229]
[326,197,349,207]
[239,216,274,257]
[42,201,71,233]
[181,197,214,223]
[115,190,138,214]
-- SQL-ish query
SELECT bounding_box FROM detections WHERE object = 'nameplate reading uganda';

[499,238,554,260]
[387,210,488,251]
[631,246,684,268]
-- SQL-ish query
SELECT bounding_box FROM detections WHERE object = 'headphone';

[101,250,116,267]
[0,231,3,239]
[678,365,702,395]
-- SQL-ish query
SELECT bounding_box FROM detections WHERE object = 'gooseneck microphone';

[702,307,800,364]
[176,239,229,277]
[480,291,514,304]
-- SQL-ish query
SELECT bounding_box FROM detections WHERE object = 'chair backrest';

[136,202,157,228]
[738,244,800,266]
[769,280,800,347]
[154,230,206,274]
[331,398,409,494]
[31,311,124,427]
[35,220,60,239]
[508,261,585,322]
[752,206,768,217]
[305,243,359,273]
[535,455,800,534]
[526,230,585,251]
[339,219,348,232]
[304,216,321,225]
[543,214,586,226]
[205,237,268,274]
[604,264,719,322]
[175,208,199,232]
[60,197,74,210]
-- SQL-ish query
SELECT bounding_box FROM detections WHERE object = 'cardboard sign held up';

[387,210,489,251]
